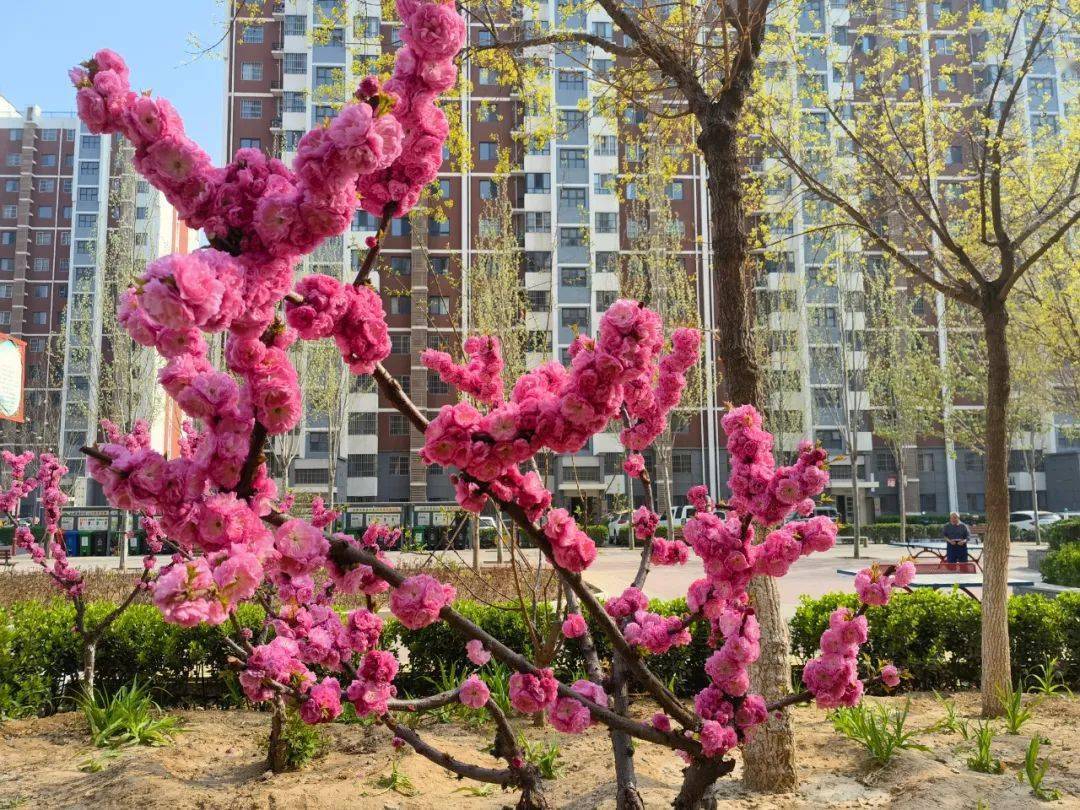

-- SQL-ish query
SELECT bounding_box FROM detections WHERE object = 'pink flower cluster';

[620,328,701,451]
[389,573,456,629]
[284,273,391,374]
[650,537,690,566]
[240,637,314,703]
[459,674,491,709]
[802,608,868,708]
[604,586,649,620]
[422,336,504,405]
[722,405,829,525]
[624,610,691,655]
[346,650,400,717]
[547,679,607,733]
[301,677,344,724]
[622,453,645,478]
[632,506,658,541]
[508,668,559,714]
[561,612,587,639]
[542,508,597,573]
[357,0,465,218]
[854,561,916,606]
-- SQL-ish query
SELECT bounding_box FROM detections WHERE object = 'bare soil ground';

[1,692,1077,809]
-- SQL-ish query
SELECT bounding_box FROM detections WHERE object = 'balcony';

[270,116,283,130]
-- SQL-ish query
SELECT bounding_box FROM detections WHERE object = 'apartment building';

[0,95,190,504]
[223,0,1078,520]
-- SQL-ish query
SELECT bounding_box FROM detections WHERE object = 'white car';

[1008,511,1062,533]
[606,511,631,544]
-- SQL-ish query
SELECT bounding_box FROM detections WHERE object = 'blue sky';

[1,1,227,162]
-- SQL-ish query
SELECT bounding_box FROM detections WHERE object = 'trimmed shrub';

[1041,543,1080,587]
[1046,518,1080,552]
[790,590,1080,689]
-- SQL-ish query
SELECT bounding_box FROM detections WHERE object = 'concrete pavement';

[5,540,1043,619]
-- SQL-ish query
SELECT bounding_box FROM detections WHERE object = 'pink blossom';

[561,613,587,639]
[459,674,490,709]
[466,639,491,666]
[301,677,343,724]
[623,453,645,478]
[881,664,901,688]
[508,669,558,714]
[389,574,456,629]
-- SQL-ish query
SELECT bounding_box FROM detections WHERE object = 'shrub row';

[1046,518,1080,552]
[789,590,1080,690]
[1041,543,1080,587]
[5,589,1078,718]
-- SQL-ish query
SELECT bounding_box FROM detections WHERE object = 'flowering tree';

[3,439,161,693]
[67,3,909,806]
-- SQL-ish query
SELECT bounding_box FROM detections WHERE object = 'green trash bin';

[79,534,92,556]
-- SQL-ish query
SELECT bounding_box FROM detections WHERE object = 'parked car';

[659,505,697,533]
[813,505,840,521]
[606,511,631,544]
[1008,510,1062,533]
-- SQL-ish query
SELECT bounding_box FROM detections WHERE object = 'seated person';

[942,512,971,564]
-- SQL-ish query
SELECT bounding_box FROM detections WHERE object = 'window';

[241,24,264,43]
[28,337,44,352]
[239,137,262,149]
[35,231,52,245]
[595,212,616,233]
[595,252,616,273]
[349,411,377,435]
[4,155,20,167]
[430,296,450,316]
[428,375,449,395]
[558,110,585,133]
[559,187,586,209]
[77,213,95,228]
[0,312,9,325]
[384,414,408,436]
[293,467,328,485]
[477,68,496,85]
[477,29,493,46]
[478,141,497,161]
[241,62,264,81]
[526,173,550,193]
[33,258,50,272]
[283,91,306,113]
[389,453,410,476]
[313,105,336,124]
[965,452,984,472]
[672,452,692,474]
[527,290,550,311]
[0,259,10,271]
[62,179,72,193]
[948,145,963,164]
[593,174,613,194]
[284,15,307,36]
[0,232,13,245]
[523,251,551,273]
[389,296,411,315]
[388,255,411,274]
[428,218,450,236]
[307,432,329,453]
[32,311,47,325]
[240,99,263,119]
[390,217,411,236]
[284,53,308,74]
[479,179,496,199]
[596,290,617,311]
[1,205,14,219]
[0,284,11,298]
[134,233,147,246]
[919,493,937,512]
[876,452,896,473]
[667,181,684,200]
[561,308,588,330]
[594,135,617,156]
[525,211,550,232]
[593,58,612,76]
[7,129,18,141]
[352,374,376,394]
[592,21,612,38]
[34,284,49,298]
[79,160,99,180]
[314,67,337,87]
[557,70,584,90]
[390,333,411,354]
[355,16,380,38]
[347,454,377,477]
[918,452,935,472]
[559,227,585,247]
[78,187,98,202]
[558,148,586,169]
[136,206,148,220]
[560,267,586,287]
[40,154,56,167]
[38,179,55,193]
[3,180,16,192]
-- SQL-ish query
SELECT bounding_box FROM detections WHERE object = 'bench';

[0,546,14,568]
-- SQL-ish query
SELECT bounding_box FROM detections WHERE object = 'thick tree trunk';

[742,575,797,792]
[267,700,288,773]
[82,640,97,696]
[699,117,796,793]
[609,658,644,810]
[673,757,735,809]
[980,297,1012,718]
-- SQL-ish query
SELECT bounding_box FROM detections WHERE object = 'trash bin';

[79,534,92,556]
[64,530,79,557]
[91,532,108,556]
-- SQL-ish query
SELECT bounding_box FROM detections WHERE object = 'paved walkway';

[5,541,1042,619]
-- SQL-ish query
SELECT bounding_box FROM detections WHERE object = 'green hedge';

[876,513,985,526]
[790,590,1080,690]
[1046,518,1080,552]
[1042,543,1080,587]
[0,600,264,717]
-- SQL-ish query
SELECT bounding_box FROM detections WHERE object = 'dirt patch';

[0,693,1076,808]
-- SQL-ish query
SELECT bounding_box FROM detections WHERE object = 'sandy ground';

[1,692,1077,809]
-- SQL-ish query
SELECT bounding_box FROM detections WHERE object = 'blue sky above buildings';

[1,1,226,162]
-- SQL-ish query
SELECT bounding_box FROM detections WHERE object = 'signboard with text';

[0,333,26,422]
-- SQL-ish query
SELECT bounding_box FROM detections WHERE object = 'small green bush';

[281,707,329,770]
[1041,542,1080,587]
[79,680,181,748]
[1045,518,1080,552]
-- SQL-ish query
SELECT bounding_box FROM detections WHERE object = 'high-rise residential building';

[222,0,1077,521]
[0,95,191,505]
